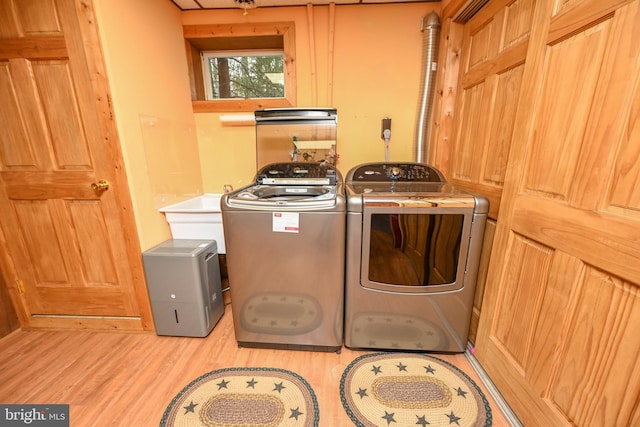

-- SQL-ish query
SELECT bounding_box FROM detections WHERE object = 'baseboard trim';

[25,314,147,332]
[465,342,523,427]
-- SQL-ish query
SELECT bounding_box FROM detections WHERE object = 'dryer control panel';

[347,162,445,183]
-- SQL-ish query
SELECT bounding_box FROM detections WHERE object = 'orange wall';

[94,1,442,249]
[183,3,441,191]
[95,0,202,249]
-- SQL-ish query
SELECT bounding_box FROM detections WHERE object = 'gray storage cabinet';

[142,239,224,337]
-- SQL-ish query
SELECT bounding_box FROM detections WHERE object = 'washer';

[221,162,345,352]
[344,162,488,352]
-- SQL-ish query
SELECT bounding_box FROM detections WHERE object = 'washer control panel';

[256,162,338,185]
[349,163,445,183]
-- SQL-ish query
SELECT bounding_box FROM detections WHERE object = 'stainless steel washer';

[221,162,345,352]
[344,162,488,352]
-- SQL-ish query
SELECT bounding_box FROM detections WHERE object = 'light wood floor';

[0,300,513,426]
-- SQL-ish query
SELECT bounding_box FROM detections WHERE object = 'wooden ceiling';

[170,0,438,11]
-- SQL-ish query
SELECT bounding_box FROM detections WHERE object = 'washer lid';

[235,185,334,200]
[227,184,339,209]
[254,108,337,124]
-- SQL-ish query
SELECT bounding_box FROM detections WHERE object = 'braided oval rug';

[161,367,319,427]
[340,353,492,427]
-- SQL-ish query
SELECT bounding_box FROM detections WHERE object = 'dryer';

[344,162,488,352]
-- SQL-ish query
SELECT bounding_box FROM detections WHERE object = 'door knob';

[91,179,110,191]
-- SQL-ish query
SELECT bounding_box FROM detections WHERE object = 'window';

[184,22,296,113]
[202,50,284,100]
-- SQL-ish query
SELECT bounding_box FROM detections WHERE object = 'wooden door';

[475,0,640,425]
[438,0,533,220]
[432,0,534,342]
[0,0,152,331]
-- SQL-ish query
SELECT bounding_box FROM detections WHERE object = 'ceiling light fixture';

[234,0,256,16]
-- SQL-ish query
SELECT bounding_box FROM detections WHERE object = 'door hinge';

[16,279,25,294]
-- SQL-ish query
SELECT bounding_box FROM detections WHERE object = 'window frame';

[183,22,296,113]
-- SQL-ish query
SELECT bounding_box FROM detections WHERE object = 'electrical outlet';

[381,117,391,139]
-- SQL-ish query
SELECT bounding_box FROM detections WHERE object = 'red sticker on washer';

[272,212,299,233]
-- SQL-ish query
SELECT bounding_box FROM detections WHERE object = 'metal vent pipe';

[414,12,441,164]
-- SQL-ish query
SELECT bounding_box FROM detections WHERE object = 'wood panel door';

[433,0,536,343]
[0,0,152,331]
[449,0,534,220]
[476,0,640,425]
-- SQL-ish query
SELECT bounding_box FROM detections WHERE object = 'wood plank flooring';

[0,300,513,426]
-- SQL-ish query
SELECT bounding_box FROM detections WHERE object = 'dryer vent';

[414,12,441,164]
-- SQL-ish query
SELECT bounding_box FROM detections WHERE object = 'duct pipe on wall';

[414,12,441,164]
[327,3,336,106]
[307,4,318,105]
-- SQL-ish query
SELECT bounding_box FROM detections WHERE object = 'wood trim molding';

[183,22,297,112]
